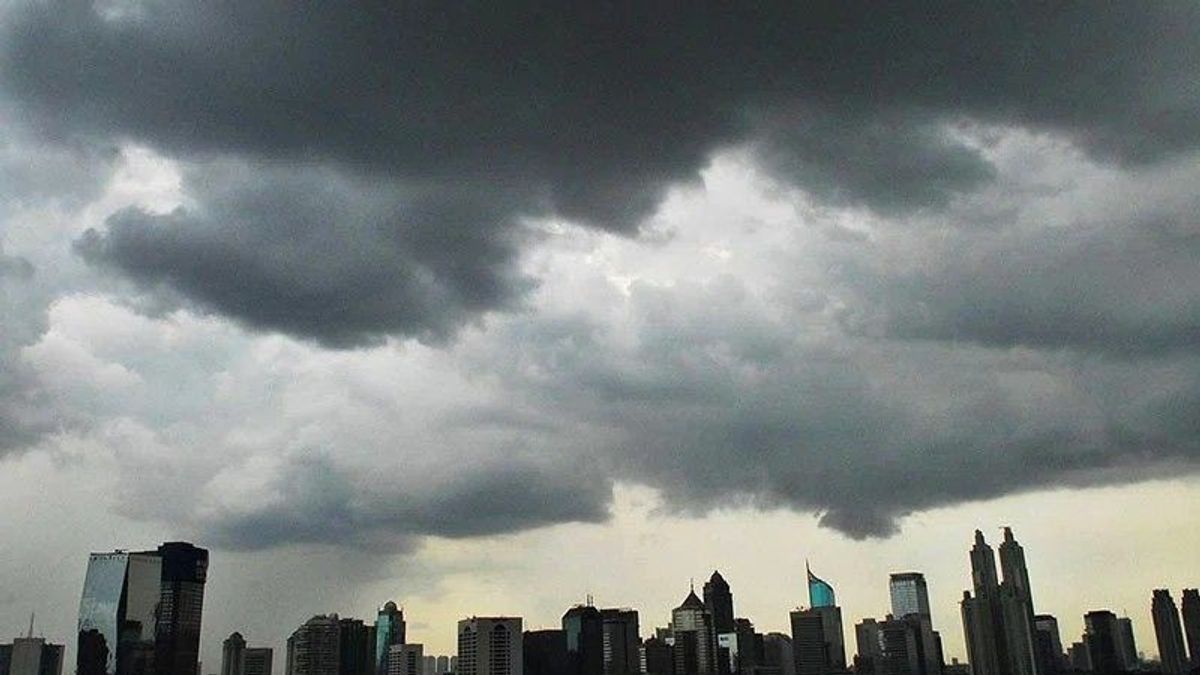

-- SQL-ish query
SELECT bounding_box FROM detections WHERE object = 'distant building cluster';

[7,529,1200,675]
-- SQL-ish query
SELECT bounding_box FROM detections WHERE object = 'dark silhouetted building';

[1067,643,1090,672]
[564,605,604,675]
[1182,590,1200,669]
[763,633,794,675]
[1083,611,1120,675]
[601,609,640,675]
[288,615,341,675]
[1114,618,1137,672]
[643,637,674,675]
[674,588,719,675]
[1152,590,1188,675]
[1032,615,1063,675]
[960,529,1038,675]
[243,649,272,675]
[855,619,882,675]
[457,617,521,675]
[221,633,246,675]
[705,572,736,636]
[1,634,64,675]
[524,629,566,675]
[790,605,844,675]
[890,573,942,675]
[340,617,374,675]
[154,542,209,675]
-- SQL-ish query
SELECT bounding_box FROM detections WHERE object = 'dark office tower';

[1032,616,1063,675]
[523,630,567,675]
[564,605,604,675]
[222,633,246,675]
[1066,643,1090,673]
[876,616,928,675]
[705,572,737,636]
[791,610,829,675]
[289,615,342,675]
[600,609,640,675]
[1182,590,1200,668]
[154,542,209,675]
[763,633,795,675]
[1083,611,1120,675]
[855,619,883,675]
[1152,590,1188,675]
[340,618,373,675]
[77,550,163,675]
[243,649,272,675]
[997,530,1034,616]
[1,633,65,675]
[643,637,675,675]
[732,618,764,675]
[673,589,718,675]
[375,603,405,675]
[961,530,1039,675]
[1114,618,1137,672]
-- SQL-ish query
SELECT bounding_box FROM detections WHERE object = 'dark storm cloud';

[76,164,535,347]
[202,455,611,551]
[1,2,1197,344]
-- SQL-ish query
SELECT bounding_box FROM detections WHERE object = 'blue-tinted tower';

[807,563,836,608]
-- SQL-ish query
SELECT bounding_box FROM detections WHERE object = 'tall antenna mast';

[27,611,35,638]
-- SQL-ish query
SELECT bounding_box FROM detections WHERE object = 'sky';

[0,1,1199,671]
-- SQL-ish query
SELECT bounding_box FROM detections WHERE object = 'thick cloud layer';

[1,3,1199,544]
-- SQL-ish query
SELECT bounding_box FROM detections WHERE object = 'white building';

[456,617,522,675]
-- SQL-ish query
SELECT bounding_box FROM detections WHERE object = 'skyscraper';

[77,550,163,675]
[563,605,604,675]
[889,573,942,675]
[287,615,341,675]
[221,633,246,675]
[523,630,567,675]
[1151,590,1188,675]
[154,542,209,675]
[673,588,718,675]
[704,572,736,636]
[1032,615,1063,675]
[600,609,640,675]
[3,634,64,675]
[1083,611,1120,675]
[242,649,272,675]
[457,617,521,675]
[803,565,844,673]
[1114,617,1137,672]
[1182,589,1200,668]
[375,603,405,675]
[808,565,836,609]
[386,644,422,675]
[855,619,883,675]
[790,610,832,675]
[340,617,374,675]
[960,530,1038,675]
[762,633,795,675]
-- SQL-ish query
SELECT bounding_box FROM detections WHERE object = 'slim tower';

[1152,590,1188,675]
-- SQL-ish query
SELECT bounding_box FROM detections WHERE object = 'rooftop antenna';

[27,611,35,638]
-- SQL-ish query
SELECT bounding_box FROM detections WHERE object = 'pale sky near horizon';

[2,4,1199,674]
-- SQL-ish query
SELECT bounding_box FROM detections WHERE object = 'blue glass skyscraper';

[807,563,836,608]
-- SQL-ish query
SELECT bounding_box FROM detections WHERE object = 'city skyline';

[2,3,1200,674]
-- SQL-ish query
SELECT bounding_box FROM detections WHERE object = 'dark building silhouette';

[154,542,208,675]
[762,633,794,675]
[732,618,764,675]
[340,617,373,675]
[1114,617,1137,672]
[705,572,736,636]
[1032,616,1063,675]
[1083,611,1120,675]
[855,619,882,675]
[960,529,1038,675]
[1066,642,1090,672]
[790,610,830,675]
[1152,590,1188,675]
[878,615,927,675]
[288,615,341,675]
[564,605,604,675]
[0,633,65,675]
[673,588,719,675]
[601,609,640,675]
[523,630,566,675]
[1182,590,1200,669]
[643,637,674,675]
[889,573,943,675]
[221,633,246,675]
[243,649,272,675]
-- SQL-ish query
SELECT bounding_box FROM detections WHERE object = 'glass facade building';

[376,602,406,675]
[77,551,162,675]
[890,573,932,619]
[807,565,836,609]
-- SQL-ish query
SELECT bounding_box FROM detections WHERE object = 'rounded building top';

[382,600,398,611]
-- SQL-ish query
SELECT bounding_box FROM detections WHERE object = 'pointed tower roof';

[678,588,706,610]
[708,570,728,586]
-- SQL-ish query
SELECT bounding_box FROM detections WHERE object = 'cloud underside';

[0,2,1199,544]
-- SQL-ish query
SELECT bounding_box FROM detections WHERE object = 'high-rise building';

[1182,589,1200,668]
[1114,617,1137,672]
[1151,590,1188,675]
[524,630,567,675]
[457,617,521,675]
[423,656,436,675]
[790,610,832,675]
[376,603,406,675]
[600,609,640,675]
[221,633,246,675]
[1032,615,1063,675]
[154,542,209,675]
[386,644,422,675]
[564,605,604,675]
[288,615,341,675]
[808,565,836,609]
[242,649,272,675]
[1066,643,1090,672]
[1083,611,1120,675]
[3,635,64,675]
[340,618,374,675]
[77,550,163,675]
[889,573,941,675]
[642,637,674,675]
[960,529,1038,675]
[855,619,883,675]
[762,633,795,675]
[877,616,927,675]
[705,572,736,636]
[436,656,450,675]
[732,618,764,675]
[673,588,719,675]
